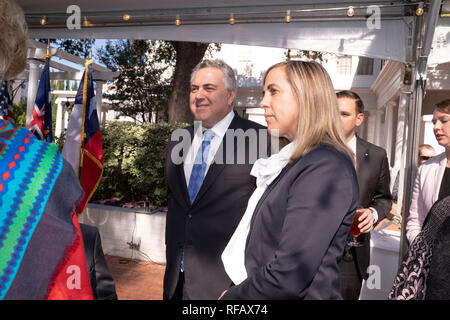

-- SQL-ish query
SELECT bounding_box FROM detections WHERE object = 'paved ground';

[105,255,165,300]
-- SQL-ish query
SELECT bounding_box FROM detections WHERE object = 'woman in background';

[406,99,450,244]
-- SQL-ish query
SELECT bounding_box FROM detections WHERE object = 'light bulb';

[285,10,291,23]
[123,14,131,21]
[40,16,47,25]
[175,14,181,26]
[83,16,92,27]
[347,6,355,17]
[229,13,235,25]
[416,3,424,16]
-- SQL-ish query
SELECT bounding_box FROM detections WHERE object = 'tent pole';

[398,0,442,260]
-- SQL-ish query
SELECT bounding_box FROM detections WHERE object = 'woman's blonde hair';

[263,60,353,162]
[0,0,28,78]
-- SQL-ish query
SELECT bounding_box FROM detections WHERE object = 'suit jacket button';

[187,214,192,219]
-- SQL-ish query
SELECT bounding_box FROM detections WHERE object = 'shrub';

[91,121,188,207]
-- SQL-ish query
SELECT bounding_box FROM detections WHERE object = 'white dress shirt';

[184,110,235,186]
[221,141,296,285]
[348,134,379,223]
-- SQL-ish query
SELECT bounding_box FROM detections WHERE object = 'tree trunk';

[168,41,209,124]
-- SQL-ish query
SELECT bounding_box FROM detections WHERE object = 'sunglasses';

[419,155,432,161]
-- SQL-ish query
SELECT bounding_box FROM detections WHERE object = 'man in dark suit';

[80,223,118,300]
[163,59,270,300]
[337,90,392,300]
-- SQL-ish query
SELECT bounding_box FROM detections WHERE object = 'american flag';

[0,80,14,123]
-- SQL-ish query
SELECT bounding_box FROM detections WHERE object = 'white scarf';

[221,141,296,285]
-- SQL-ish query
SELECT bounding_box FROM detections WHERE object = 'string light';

[32,3,420,28]
[347,6,355,17]
[416,2,424,16]
[229,13,235,25]
[285,10,291,23]
[83,16,93,27]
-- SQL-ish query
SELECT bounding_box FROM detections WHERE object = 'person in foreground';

[220,60,359,300]
[405,99,450,244]
[0,0,92,299]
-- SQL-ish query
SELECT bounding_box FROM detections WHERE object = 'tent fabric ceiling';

[19,0,426,62]
[17,0,412,13]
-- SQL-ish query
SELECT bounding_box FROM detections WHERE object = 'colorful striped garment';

[0,119,92,299]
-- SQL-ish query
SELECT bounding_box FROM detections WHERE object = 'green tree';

[167,41,210,124]
[98,40,220,124]
[98,40,175,123]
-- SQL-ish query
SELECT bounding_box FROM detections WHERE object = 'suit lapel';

[247,161,295,244]
[169,126,193,208]
[356,137,371,203]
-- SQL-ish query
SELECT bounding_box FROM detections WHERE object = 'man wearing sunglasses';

[418,144,436,164]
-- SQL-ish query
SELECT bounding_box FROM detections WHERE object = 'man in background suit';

[80,223,118,300]
[337,90,392,300]
[163,59,270,300]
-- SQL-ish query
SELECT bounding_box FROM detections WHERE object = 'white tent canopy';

[19,0,438,62]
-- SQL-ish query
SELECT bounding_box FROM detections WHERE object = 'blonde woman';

[221,61,359,299]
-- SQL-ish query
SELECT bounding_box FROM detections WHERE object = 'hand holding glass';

[347,209,364,247]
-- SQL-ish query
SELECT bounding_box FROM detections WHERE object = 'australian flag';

[0,80,14,123]
[29,55,52,142]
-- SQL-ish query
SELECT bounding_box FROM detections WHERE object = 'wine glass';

[347,208,364,247]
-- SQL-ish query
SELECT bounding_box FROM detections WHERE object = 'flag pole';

[78,39,94,178]
[76,40,94,213]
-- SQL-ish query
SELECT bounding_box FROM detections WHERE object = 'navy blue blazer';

[222,145,359,300]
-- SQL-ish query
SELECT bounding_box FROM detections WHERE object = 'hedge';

[91,121,188,207]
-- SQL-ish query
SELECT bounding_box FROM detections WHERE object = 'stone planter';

[78,204,166,264]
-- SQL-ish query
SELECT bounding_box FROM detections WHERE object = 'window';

[336,55,352,74]
[356,57,374,75]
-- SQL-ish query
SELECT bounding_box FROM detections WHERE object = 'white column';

[95,81,104,121]
[365,110,377,144]
[63,100,70,131]
[55,98,63,138]
[384,101,395,163]
[26,59,41,128]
